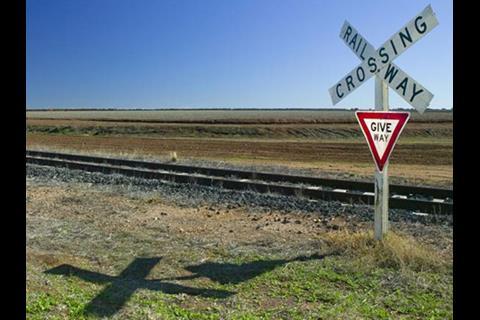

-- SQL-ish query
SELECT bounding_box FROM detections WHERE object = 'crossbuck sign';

[328,5,438,113]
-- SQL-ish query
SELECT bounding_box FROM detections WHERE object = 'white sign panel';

[339,21,434,113]
[329,5,438,113]
[363,118,400,159]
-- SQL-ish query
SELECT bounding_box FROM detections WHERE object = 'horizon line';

[26,106,453,111]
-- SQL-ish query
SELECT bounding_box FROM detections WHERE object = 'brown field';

[26,110,453,187]
[27,118,452,140]
[26,109,452,123]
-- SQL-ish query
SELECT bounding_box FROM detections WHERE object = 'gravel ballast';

[26,163,452,226]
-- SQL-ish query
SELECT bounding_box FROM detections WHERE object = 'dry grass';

[169,151,177,162]
[323,230,449,272]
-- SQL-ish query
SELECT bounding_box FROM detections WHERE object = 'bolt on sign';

[355,111,410,172]
[328,5,438,113]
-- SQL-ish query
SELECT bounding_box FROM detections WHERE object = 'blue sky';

[27,0,452,109]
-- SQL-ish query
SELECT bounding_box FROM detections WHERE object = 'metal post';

[374,75,389,240]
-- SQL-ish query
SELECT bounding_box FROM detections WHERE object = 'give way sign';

[355,111,410,172]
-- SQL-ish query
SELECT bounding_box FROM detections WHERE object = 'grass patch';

[27,239,452,319]
[27,276,97,320]
[322,230,449,272]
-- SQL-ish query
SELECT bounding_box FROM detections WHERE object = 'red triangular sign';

[355,111,410,172]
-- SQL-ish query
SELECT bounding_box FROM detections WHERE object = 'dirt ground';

[26,133,453,164]
[26,182,453,258]
[26,183,335,260]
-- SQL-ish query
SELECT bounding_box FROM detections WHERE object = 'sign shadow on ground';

[45,253,326,317]
[170,253,327,285]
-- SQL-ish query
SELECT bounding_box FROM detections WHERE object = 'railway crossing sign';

[328,5,438,240]
[328,5,438,113]
[355,111,410,172]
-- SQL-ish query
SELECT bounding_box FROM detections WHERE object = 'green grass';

[27,277,97,320]
[27,238,452,319]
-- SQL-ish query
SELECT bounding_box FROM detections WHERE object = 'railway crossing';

[328,5,439,239]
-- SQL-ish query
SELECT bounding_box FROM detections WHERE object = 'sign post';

[374,76,389,239]
[328,5,438,240]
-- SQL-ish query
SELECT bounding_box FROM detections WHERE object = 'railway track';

[26,150,453,214]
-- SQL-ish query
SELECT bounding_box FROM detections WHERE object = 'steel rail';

[26,150,452,199]
[26,151,453,214]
